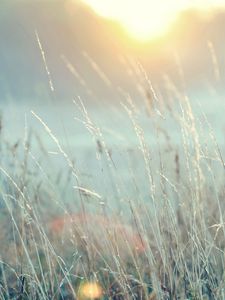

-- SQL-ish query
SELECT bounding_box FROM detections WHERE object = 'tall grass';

[0,65,225,300]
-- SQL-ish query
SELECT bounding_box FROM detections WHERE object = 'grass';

[0,66,225,300]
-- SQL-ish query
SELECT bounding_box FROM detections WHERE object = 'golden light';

[78,282,103,300]
[80,0,225,41]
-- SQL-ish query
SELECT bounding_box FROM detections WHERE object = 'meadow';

[0,76,225,300]
[1,1,225,299]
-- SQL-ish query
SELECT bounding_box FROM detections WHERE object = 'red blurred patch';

[48,213,146,254]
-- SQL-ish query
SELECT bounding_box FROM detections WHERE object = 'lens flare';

[78,282,103,299]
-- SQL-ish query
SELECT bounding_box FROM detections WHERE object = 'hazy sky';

[80,0,225,40]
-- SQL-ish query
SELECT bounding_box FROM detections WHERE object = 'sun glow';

[80,0,225,41]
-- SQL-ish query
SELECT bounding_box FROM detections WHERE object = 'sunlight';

[80,0,225,41]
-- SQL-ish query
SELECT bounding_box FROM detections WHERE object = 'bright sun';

[80,0,225,41]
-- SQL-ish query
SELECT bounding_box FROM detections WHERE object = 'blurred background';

[1,0,225,103]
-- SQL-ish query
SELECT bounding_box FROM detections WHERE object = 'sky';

[79,0,225,40]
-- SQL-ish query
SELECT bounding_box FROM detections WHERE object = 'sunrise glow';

[80,0,225,41]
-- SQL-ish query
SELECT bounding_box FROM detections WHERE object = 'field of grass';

[1,0,225,299]
[0,76,225,300]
